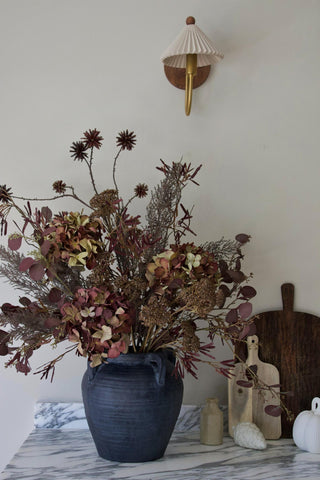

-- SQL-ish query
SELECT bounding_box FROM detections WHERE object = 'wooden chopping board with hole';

[235,283,320,437]
[228,335,281,439]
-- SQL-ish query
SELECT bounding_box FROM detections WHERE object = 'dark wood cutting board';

[235,283,320,438]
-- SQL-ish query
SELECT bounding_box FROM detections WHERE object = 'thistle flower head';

[116,130,136,151]
[134,183,148,198]
[82,129,103,149]
[70,141,88,161]
[0,185,12,204]
[52,180,67,194]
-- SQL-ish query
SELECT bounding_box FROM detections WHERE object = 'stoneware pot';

[81,348,183,462]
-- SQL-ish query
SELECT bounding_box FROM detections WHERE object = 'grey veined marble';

[2,429,320,480]
[34,402,228,432]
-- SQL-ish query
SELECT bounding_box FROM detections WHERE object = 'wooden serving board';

[235,283,320,437]
[228,335,281,439]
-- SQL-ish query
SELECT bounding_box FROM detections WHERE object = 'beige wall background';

[0,0,319,471]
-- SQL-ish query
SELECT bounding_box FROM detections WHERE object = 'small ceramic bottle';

[200,398,223,445]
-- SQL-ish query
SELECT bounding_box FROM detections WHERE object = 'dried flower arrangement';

[0,128,258,384]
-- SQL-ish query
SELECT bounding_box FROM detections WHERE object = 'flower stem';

[112,147,122,195]
[85,148,99,195]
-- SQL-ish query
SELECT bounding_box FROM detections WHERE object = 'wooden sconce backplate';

[164,65,211,90]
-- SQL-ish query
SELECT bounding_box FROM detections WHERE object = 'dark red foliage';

[264,405,282,417]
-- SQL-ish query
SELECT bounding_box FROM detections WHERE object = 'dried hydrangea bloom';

[178,278,217,318]
[90,189,118,217]
[181,320,200,352]
[139,296,170,327]
[113,275,147,304]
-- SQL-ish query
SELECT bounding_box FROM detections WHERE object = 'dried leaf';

[19,257,35,272]
[48,288,63,304]
[235,233,251,244]
[264,405,282,417]
[239,286,257,299]
[226,309,238,324]
[236,379,253,388]
[29,263,45,281]
[8,235,22,251]
[238,302,253,319]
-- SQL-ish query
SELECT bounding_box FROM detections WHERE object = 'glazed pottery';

[81,348,183,462]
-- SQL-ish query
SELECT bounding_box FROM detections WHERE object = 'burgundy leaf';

[40,240,51,256]
[238,302,253,319]
[236,380,253,388]
[16,361,31,375]
[29,262,45,281]
[239,286,257,299]
[19,297,31,306]
[41,206,52,222]
[44,317,61,328]
[219,284,230,297]
[264,405,282,417]
[0,329,9,355]
[43,226,56,235]
[246,322,257,336]
[1,303,18,314]
[227,270,246,283]
[8,235,22,251]
[219,260,228,274]
[48,288,63,304]
[0,343,9,355]
[226,309,238,324]
[239,324,251,340]
[235,233,251,244]
[19,257,35,272]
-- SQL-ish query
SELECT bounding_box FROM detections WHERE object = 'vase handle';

[146,352,166,386]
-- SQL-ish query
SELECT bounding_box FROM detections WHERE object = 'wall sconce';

[161,16,223,116]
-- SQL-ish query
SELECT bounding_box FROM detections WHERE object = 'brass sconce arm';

[185,54,197,116]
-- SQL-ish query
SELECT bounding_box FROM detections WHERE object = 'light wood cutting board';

[228,335,281,439]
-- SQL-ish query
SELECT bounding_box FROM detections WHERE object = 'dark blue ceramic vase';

[81,349,183,462]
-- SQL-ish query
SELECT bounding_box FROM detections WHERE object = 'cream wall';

[0,0,320,471]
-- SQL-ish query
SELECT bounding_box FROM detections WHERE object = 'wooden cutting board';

[228,335,281,439]
[235,283,320,438]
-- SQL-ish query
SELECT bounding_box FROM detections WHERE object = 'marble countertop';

[2,428,320,480]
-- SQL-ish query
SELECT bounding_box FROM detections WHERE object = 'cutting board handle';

[281,283,294,312]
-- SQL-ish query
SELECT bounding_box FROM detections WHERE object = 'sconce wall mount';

[161,17,223,116]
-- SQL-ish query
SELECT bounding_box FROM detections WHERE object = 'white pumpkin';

[293,397,320,453]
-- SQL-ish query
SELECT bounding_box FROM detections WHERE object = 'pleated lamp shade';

[161,19,223,68]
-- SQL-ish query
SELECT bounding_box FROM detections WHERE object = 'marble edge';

[34,402,228,432]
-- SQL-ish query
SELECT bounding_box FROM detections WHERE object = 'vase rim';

[89,348,173,368]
